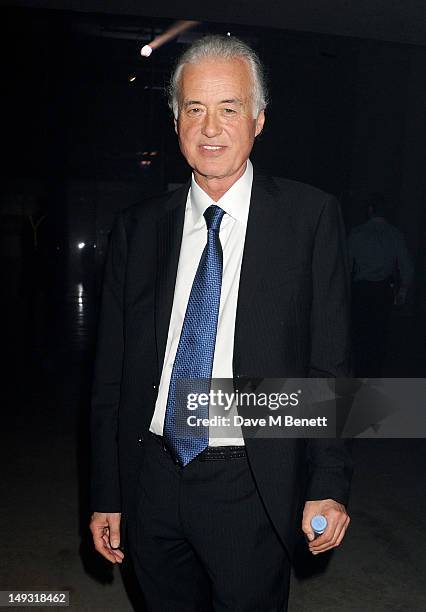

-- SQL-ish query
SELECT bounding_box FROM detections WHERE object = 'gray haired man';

[90,35,353,611]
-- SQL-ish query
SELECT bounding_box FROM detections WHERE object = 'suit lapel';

[155,183,189,377]
[233,170,282,374]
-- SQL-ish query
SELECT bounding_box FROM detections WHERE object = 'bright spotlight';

[140,21,200,58]
[141,45,153,58]
[78,242,85,249]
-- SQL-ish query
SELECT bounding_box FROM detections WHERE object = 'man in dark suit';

[90,35,353,611]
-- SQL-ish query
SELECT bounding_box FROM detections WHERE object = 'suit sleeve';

[305,196,354,506]
[90,212,127,512]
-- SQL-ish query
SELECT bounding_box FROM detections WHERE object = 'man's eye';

[188,107,201,114]
[223,108,237,114]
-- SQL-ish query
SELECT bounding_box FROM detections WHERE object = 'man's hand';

[90,512,124,564]
[302,499,350,555]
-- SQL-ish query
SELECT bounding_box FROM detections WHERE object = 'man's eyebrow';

[183,100,203,108]
[220,98,243,105]
[183,98,243,107]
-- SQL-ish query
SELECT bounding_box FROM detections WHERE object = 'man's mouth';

[199,145,226,151]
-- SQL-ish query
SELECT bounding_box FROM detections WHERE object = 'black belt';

[150,432,246,462]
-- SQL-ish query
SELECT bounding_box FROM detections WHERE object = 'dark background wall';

[6,0,426,46]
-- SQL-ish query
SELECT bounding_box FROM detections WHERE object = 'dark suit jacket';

[91,167,353,559]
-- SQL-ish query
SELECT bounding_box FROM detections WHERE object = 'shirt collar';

[189,159,253,226]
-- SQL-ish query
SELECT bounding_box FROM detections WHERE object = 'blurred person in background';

[348,193,414,376]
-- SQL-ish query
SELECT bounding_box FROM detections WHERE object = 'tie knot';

[204,205,225,232]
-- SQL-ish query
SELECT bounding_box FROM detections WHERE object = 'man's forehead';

[180,58,251,82]
[179,59,252,100]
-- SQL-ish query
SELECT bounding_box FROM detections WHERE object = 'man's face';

[175,58,265,191]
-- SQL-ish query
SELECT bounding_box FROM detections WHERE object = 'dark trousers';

[127,433,291,612]
[352,279,394,377]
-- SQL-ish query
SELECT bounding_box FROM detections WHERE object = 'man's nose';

[201,112,222,138]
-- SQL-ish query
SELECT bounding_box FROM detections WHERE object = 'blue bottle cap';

[311,514,327,534]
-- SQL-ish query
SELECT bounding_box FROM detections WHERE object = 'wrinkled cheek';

[177,137,190,157]
[178,142,197,168]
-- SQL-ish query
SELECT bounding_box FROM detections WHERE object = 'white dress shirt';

[149,159,254,445]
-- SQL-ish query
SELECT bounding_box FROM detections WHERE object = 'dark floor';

[1,270,426,611]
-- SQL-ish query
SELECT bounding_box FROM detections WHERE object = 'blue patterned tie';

[163,205,225,466]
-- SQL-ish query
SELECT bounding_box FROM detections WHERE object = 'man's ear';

[255,110,265,137]
[174,116,178,135]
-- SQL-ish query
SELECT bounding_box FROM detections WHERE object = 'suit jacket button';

[137,436,144,444]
